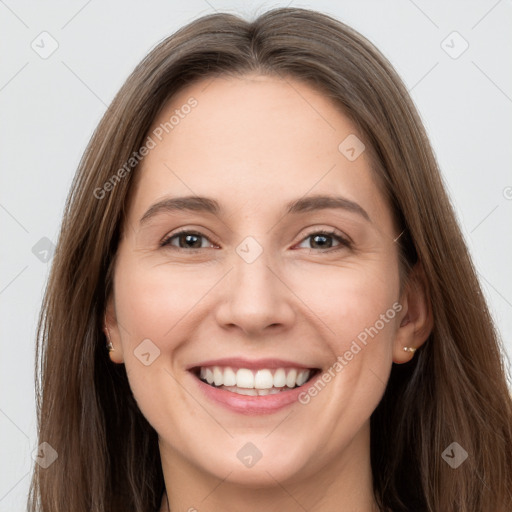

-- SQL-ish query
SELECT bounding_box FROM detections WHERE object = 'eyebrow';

[286,195,370,222]
[139,194,371,225]
[140,196,220,225]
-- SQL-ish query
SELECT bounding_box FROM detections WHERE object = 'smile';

[193,366,319,396]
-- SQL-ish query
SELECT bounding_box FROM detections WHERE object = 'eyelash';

[159,229,352,253]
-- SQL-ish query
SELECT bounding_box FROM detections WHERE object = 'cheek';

[287,259,399,405]
[287,259,400,342]
[114,258,218,340]
[288,264,398,460]
[111,259,188,416]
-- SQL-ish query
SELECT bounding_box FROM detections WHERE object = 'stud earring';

[403,346,417,353]
[103,315,114,352]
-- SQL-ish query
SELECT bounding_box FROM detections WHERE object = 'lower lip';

[192,371,320,415]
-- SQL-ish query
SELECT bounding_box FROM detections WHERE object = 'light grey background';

[1,1,511,510]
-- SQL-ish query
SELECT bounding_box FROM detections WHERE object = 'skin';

[105,74,432,512]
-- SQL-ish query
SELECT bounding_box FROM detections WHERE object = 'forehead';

[147,73,357,166]
[127,74,391,231]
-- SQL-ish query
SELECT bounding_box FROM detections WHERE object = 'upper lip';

[186,357,317,371]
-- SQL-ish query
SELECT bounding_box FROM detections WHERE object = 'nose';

[214,247,296,337]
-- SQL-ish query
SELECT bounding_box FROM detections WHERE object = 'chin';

[188,435,315,487]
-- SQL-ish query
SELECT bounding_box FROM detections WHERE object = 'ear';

[393,261,433,364]
[104,295,125,364]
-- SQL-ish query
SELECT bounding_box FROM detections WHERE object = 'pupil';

[312,234,331,249]
[181,234,201,248]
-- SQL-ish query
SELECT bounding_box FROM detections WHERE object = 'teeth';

[254,369,273,389]
[223,367,237,386]
[286,369,297,388]
[198,366,312,390]
[220,386,288,396]
[236,369,254,389]
[273,368,286,388]
[213,367,223,386]
[232,387,258,396]
[297,370,309,386]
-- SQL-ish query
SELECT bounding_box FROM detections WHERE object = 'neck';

[158,422,379,512]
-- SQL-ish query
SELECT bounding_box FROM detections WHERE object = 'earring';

[403,346,417,353]
[103,315,114,352]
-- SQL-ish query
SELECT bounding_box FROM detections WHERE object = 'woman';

[28,7,512,512]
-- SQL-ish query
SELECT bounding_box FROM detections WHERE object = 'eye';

[160,230,216,250]
[159,229,351,252]
[295,230,351,251]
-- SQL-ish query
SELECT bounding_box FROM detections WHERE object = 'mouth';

[190,365,321,396]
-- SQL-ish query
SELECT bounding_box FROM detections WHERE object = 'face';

[107,74,406,487]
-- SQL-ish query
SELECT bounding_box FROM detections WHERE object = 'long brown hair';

[28,7,512,512]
